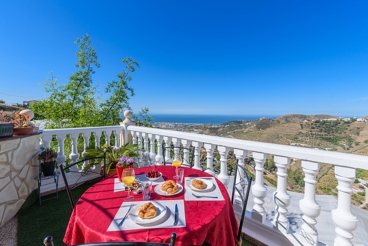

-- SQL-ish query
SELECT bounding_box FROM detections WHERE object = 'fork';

[192,193,218,199]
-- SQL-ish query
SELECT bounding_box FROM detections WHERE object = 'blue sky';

[1,1,368,117]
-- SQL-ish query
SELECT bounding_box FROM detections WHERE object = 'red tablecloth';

[63,166,238,246]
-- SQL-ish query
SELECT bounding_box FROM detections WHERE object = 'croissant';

[138,202,157,219]
[192,179,206,189]
[160,180,179,194]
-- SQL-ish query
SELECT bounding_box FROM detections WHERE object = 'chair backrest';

[162,145,194,168]
[59,153,106,209]
[44,233,177,246]
[230,160,253,242]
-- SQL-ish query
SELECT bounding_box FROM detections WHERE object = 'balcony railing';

[40,121,368,246]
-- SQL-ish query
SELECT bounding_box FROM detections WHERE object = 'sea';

[149,114,278,124]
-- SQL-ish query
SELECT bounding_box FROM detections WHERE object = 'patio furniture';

[34,170,60,205]
[63,166,238,246]
[60,154,107,209]
[230,160,253,242]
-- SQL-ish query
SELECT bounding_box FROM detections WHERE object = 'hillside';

[154,114,368,209]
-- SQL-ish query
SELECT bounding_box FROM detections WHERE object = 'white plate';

[154,183,183,196]
[129,201,168,225]
[188,178,214,192]
[145,172,162,181]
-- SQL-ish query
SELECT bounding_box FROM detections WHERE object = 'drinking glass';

[176,168,184,185]
[122,168,135,201]
[142,181,152,200]
[172,153,182,179]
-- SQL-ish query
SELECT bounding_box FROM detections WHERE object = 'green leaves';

[30,34,142,129]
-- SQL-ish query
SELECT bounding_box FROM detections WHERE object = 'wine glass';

[172,153,182,180]
[121,168,135,201]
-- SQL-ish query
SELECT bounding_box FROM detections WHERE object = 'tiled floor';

[0,216,17,246]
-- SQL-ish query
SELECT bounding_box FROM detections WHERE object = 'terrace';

[1,113,368,245]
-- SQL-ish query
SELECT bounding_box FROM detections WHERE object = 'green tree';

[31,34,140,128]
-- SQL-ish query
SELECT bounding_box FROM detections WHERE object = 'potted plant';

[12,111,34,135]
[116,156,135,181]
[84,143,140,177]
[38,148,58,176]
[0,111,14,138]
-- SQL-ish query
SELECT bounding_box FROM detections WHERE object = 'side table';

[34,171,60,205]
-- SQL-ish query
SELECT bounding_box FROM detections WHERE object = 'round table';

[63,166,238,246]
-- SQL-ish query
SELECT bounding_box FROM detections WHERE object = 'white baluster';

[204,143,216,175]
[332,166,358,246]
[69,133,80,164]
[234,149,248,205]
[181,139,192,167]
[131,131,137,145]
[142,133,150,166]
[114,130,118,147]
[80,132,91,170]
[56,133,69,170]
[148,133,156,165]
[105,131,111,146]
[42,134,52,149]
[137,132,145,167]
[155,135,163,165]
[95,131,101,148]
[299,161,320,246]
[273,156,291,233]
[163,136,172,163]
[171,138,181,166]
[251,152,268,222]
[192,141,203,170]
[217,146,230,188]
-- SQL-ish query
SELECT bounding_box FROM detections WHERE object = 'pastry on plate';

[138,202,157,219]
[160,180,179,194]
[192,179,206,189]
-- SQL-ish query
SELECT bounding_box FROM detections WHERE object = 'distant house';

[23,100,39,107]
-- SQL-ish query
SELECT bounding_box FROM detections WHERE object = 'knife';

[173,204,179,226]
[118,204,134,226]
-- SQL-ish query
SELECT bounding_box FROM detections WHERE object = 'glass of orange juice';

[172,153,182,180]
[122,168,135,201]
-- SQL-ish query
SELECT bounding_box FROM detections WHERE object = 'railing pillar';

[181,139,192,166]
[69,132,79,163]
[142,133,150,166]
[217,146,230,188]
[192,141,203,170]
[299,161,320,246]
[42,133,52,149]
[234,149,248,205]
[56,133,68,169]
[273,156,291,234]
[137,132,145,167]
[332,166,358,246]
[155,135,163,165]
[251,152,268,222]
[121,110,134,145]
[171,138,181,166]
[204,143,216,175]
[148,133,156,165]
[163,136,172,163]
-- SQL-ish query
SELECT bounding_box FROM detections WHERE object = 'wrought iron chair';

[59,153,106,209]
[43,233,177,246]
[162,145,194,168]
[230,159,253,242]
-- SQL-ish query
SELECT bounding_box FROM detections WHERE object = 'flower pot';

[0,123,14,138]
[116,164,134,181]
[13,127,33,135]
[40,161,56,176]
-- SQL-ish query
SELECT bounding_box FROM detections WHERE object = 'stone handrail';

[40,123,368,245]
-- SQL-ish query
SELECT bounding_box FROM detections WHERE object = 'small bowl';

[146,171,162,181]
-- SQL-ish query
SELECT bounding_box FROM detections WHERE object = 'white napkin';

[184,177,224,201]
[107,200,186,231]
